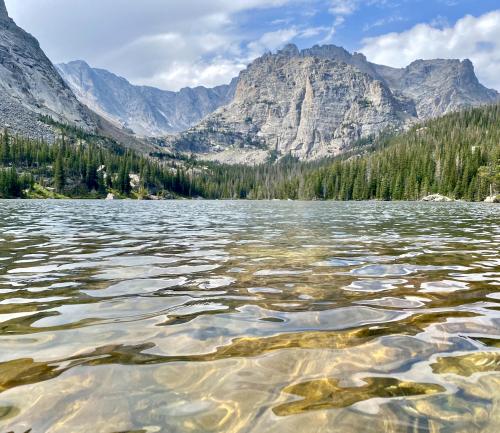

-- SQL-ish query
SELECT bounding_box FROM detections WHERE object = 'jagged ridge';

[167,43,498,160]
[57,60,238,136]
[0,0,96,140]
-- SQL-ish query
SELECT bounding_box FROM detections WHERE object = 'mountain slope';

[299,44,499,119]
[0,0,96,140]
[373,59,499,119]
[167,44,498,161]
[0,1,157,154]
[57,60,238,136]
[3,104,497,201]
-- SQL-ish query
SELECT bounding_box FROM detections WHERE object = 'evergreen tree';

[53,152,65,193]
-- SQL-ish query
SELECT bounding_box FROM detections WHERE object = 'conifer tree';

[53,152,65,193]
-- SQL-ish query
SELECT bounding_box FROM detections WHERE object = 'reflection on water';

[0,200,499,433]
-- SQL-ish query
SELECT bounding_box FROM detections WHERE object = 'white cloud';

[328,0,396,16]
[5,0,304,91]
[138,58,247,90]
[360,10,500,90]
[363,15,405,32]
[248,28,300,57]
[324,0,394,43]
[329,0,357,15]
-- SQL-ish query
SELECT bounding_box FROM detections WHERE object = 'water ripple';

[0,200,499,433]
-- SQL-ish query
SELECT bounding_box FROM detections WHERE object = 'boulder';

[484,195,500,203]
[105,193,115,200]
[422,194,454,202]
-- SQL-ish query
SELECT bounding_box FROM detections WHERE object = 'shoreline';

[1,197,497,203]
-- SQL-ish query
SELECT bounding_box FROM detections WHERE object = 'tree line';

[1,104,499,200]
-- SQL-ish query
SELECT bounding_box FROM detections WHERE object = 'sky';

[5,0,500,92]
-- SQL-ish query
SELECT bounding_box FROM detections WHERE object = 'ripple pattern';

[0,200,499,433]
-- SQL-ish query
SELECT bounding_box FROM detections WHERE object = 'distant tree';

[53,152,65,193]
[0,129,10,164]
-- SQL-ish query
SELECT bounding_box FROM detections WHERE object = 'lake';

[0,200,499,433]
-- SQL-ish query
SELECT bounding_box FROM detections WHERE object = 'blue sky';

[239,0,499,52]
[6,0,500,91]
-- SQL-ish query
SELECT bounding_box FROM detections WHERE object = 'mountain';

[0,1,156,153]
[167,44,499,160]
[3,0,497,162]
[0,0,96,141]
[3,103,498,201]
[298,45,499,119]
[57,60,238,136]
[372,59,499,119]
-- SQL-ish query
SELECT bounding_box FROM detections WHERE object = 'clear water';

[0,200,499,433]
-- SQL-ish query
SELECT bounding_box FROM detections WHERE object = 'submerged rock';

[421,194,454,202]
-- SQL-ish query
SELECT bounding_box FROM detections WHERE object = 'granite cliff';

[0,0,96,141]
[0,1,154,152]
[57,60,238,136]
[168,44,498,160]
[1,0,497,161]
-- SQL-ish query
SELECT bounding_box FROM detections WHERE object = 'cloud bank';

[6,0,312,91]
[5,1,499,91]
[361,10,500,90]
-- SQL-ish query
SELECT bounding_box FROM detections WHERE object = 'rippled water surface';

[0,200,499,433]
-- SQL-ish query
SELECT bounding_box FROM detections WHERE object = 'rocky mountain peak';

[271,44,300,57]
[165,44,498,161]
[0,1,97,140]
[67,59,92,69]
[461,58,474,68]
[403,58,477,81]
[302,44,350,59]
[0,0,8,18]
[57,60,238,136]
[0,0,12,25]
[278,43,300,57]
[169,47,410,160]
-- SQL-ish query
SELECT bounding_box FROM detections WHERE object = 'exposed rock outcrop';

[0,0,96,140]
[166,44,499,160]
[373,59,499,119]
[295,44,498,120]
[170,46,411,159]
[484,195,500,203]
[422,194,454,202]
[57,60,238,136]
[3,0,497,162]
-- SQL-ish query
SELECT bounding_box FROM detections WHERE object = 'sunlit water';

[0,200,499,433]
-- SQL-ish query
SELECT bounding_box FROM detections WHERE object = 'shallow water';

[0,200,499,433]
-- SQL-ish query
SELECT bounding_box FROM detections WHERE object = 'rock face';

[484,195,500,203]
[171,45,411,159]
[168,44,499,160]
[57,60,238,136]
[0,0,7,20]
[373,59,499,119]
[0,0,96,140]
[294,45,498,120]
[421,194,454,202]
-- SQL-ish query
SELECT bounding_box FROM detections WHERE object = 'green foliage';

[188,104,500,201]
[1,104,499,201]
[53,152,66,193]
[0,128,195,199]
